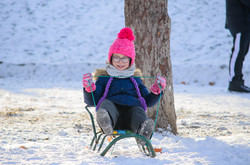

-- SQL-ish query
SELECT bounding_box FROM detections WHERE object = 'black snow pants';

[229,32,250,82]
[98,99,148,133]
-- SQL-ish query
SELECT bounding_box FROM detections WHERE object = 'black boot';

[136,119,154,146]
[96,108,113,135]
[228,80,250,93]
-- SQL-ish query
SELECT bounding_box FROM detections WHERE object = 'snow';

[0,0,249,164]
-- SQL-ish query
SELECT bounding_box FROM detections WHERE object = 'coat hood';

[93,68,143,81]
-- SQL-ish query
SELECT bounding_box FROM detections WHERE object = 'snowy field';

[0,0,250,164]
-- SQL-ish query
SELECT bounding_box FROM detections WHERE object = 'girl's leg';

[125,106,148,133]
[126,106,154,145]
[126,107,154,136]
[97,99,119,135]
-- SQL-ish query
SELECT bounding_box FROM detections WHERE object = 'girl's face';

[111,53,130,71]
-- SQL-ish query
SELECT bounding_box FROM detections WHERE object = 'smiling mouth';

[117,65,125,68]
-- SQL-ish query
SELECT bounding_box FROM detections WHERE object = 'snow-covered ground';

[0,0,250,164]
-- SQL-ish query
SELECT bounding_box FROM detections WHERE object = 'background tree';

[125,0,177,134]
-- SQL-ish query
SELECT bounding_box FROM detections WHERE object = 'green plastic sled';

[85,105,156,157]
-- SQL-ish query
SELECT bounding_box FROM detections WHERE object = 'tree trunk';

[125,0,177,134]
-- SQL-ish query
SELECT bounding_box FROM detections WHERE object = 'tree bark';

[125,0,177,134]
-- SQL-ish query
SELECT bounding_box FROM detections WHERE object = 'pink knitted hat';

[108,27,135,65]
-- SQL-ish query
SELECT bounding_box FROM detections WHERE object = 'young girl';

[83,28,166,143]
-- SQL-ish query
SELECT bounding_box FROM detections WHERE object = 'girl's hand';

[83,73,96,93]
[150,75,166,95]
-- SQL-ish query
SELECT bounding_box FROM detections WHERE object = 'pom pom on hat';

[117,28,135,41]
[108,27,136,65]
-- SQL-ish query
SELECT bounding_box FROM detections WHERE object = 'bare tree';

[125,0,177,134]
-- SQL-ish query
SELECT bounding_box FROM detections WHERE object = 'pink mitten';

[150,75,166,95]
[83,73,96,93]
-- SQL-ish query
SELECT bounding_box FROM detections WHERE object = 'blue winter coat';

[83,70,161,109]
